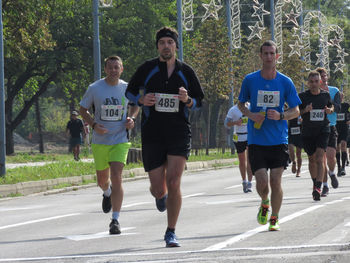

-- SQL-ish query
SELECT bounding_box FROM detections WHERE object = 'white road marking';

[1,243,349,262]
[63,227,137,241]
[183,193,205,199]
[0,205,47,212]
[345,222,350,227]
[0,213,80,230]
[203,205,325,251]
[122,202,151,208]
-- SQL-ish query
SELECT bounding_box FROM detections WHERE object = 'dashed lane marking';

[0,213,80,230]
[63,227,138,241]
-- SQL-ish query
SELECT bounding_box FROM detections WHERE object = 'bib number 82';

[263,95,273,103]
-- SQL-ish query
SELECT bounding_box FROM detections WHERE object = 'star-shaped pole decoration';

[328,37,342,49]
[201,0,223,22]
[292,27,307,42]
[247,21,265,41]
[252,3,270,26]
[336,48,349,60]
[285,8,300,27]
[315,52,326,66]
[288,40,303,57]
[253,0,260,5]
[334,61,345,73]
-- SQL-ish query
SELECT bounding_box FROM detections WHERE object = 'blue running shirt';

[326,86,340,126]
[238,70,301,146]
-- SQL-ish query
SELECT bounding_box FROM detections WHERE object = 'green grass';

[1,150,237,185]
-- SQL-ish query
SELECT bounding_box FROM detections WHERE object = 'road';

[1,163,350,262]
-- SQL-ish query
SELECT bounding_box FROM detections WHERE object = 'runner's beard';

[160,50,174,61]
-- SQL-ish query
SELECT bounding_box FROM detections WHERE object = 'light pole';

[92,0,101,81]
[177,0,183,61]
[0,0,5,176]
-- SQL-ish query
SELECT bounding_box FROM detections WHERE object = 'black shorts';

[337,125,348,143]
[248,144,289,174]
[234,141,248,154]
[288,134,303,148]
[302,132,329,156]
[142,138,191,172]
[327,126,338,149]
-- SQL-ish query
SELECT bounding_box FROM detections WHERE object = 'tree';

[185,18,233,150]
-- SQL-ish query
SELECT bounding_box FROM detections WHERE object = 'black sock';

[166,227,175,234]
[315,181,322,189]
[312,178,316,187]
[342,151,347,168]
[336,152,341,169]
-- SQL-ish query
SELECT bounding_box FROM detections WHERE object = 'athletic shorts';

[327,126,338,149]
[234,141,248,154]
[70,137,82,147]
[91,142,131,170]
[288,135,303,148]
[302,132,329,156]
[337,125,348,143]
[142,137,191,172]
[248,144,289,174]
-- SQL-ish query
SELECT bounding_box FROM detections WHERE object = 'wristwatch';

[131,117,136,122]
[185,97,192,105]
[279,112,284,120]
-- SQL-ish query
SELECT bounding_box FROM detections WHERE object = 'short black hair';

[260,40,278,54]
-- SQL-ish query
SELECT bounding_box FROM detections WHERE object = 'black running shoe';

[321,186,329,197]
[102,193,112,213]
[155,194,167,212]
[330,174,339,189]
[312,187,321,201]
[109,219,121,235]
[341,168,346,176]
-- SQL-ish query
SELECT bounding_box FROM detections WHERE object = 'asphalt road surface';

[1,163,350,263]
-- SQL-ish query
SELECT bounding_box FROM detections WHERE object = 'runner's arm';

[283,106,300,121]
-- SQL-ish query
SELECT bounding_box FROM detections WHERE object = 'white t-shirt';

[80,79,129,145]
[225,104,248,142]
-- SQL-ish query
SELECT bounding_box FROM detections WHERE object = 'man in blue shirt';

[316,67,341,196]
[238,40,301,231]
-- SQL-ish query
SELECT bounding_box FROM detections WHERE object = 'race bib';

[100,105,124,121]
[310,109,324,121]
[337,113,345,121]
[291,127,301,135]
[257,90,280,107]
[233,134,238,142]
[241,116,248,125]
[155,93,179,113]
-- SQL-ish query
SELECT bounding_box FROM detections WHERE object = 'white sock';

[103,186,112,197]
[323,182,329,187]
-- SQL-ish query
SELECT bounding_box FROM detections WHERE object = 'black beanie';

[156,27,179,48]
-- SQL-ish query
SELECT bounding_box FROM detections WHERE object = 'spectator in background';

[66,111,85,161]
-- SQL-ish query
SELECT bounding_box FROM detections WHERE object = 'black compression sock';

[166,227,175,234]
[342,151,347,168]
[315,181,322,189]
[312,178,316,187]
[336,152,341,169]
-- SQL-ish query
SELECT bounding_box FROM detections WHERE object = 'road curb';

[0,158,236,198]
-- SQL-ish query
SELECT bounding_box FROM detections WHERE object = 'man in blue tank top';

[238,40,301,231]
[316,67,341,196]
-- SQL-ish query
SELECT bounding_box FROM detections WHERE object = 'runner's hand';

[236,119,243,126]
[125,117,135,130]
[324,106,332,114]
[94,123,108,135]
[142,93,156,106]
[179,87,188,103]
[250,112,265,123]
[267,109,280,120]
[305,103,313,113]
